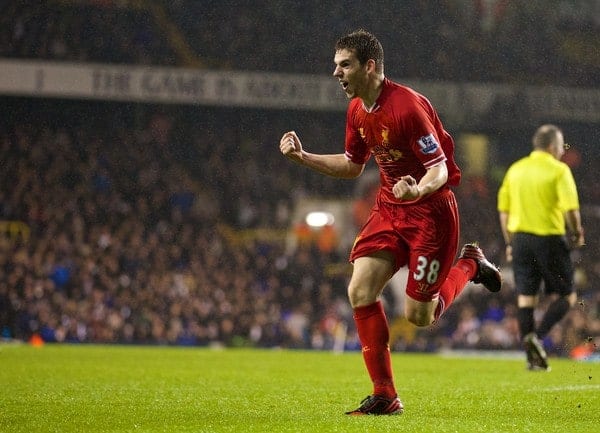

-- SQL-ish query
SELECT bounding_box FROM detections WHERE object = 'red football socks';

[434,260,475,320]
[353,300,396,398]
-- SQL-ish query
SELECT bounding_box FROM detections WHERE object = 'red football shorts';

[349,188,460,302]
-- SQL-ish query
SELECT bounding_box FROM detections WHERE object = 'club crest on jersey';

[418,133,439,154]
[381,128,390,146]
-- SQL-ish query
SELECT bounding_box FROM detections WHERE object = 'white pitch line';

[537,384,600,392]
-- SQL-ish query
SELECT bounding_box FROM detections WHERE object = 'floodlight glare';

[305,211,334,228]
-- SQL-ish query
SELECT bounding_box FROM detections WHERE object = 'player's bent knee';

[404,298,436,327]
[405,310,434,327]
[347,288,377,309]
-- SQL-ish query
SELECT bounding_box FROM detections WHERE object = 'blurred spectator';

[0,1,598,86]
[0,101,596,359]
[0,0,598,356]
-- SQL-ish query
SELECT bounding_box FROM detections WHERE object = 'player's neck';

[360,75,385,109]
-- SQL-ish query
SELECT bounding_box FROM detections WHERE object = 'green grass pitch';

[0,344,598,432]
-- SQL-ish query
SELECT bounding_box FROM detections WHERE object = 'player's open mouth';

[340,81,349,90]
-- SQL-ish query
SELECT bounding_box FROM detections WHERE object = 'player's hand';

[280,131,303,163]
[392,175,420,201]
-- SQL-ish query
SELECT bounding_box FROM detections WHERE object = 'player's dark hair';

[335,29,384,73]
[532,124,561,150]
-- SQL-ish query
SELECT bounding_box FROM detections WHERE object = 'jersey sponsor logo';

[389,149,403,161]
[418,133,439,154]
[372,145,402,163]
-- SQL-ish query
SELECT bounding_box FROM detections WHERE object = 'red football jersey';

[344,78,461,205]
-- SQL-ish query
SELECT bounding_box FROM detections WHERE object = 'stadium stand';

[0,1,598,357]
[1,1,598,85]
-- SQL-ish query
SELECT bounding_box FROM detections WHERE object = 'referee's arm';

[564,209,585,248]
[498,210,513,262]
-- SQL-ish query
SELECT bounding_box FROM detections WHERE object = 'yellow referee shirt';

[497,150,580,236]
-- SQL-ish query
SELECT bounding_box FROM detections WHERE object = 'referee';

[497,124,585,371]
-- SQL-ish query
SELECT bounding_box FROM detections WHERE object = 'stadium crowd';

[1,1,598,86]
[0,102,598,359]
[0,0,598,359]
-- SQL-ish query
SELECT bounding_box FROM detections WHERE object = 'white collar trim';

[362,102,380,113]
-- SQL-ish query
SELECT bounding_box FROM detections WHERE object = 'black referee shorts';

[512,232,574,297]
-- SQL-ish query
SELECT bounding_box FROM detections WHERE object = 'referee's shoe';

[524,333,551,371]
[459,243,502,292]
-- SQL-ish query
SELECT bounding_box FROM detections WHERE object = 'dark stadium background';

[0,0,598,359]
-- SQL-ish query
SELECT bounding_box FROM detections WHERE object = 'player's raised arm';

[279,130,364,179]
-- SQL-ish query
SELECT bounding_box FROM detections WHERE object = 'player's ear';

[365,58,377,73]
